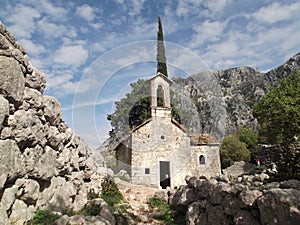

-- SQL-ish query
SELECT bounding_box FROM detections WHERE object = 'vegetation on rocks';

[28,210,60,225]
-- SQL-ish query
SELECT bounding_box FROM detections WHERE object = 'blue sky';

[1,0,300,148]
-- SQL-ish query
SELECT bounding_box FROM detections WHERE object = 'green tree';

[220,135,250,168]
[157,16,168,77]
[237,127,259,162]
[253,71,300,144]
[107,79,181,138]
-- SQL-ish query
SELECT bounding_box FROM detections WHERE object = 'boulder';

[56,214,112,225]
[36,176,76,212]
[42,96,62,126]
[15,178,40,205]
[22,87,42,110]
[0,95,9,130]
[46,125,63,150]
[0,56,25,104]
[280,179,300,190]
[0,139,24,183]
[25,66,46,93]
[234,210,260,225]
[1,185,18,211]
[186,200,208,225]
[9,199,35,225]
[238,190,262,209]
[0,203,9,225]
[257,188,300,225]
[171,186,196,214]
[8,109,46,149]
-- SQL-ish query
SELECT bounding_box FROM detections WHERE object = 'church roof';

[148,72,173,84]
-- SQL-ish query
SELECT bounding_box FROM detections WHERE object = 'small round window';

[161,135,165,140]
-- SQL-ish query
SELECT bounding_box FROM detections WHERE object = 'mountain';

[171,53,300,141]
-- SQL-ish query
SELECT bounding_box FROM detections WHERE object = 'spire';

[156,16,168,77]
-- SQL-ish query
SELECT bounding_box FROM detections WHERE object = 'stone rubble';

[171,174,300,225]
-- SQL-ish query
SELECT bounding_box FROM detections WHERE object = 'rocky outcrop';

[171,176,300,225]
[0,22,113,224]
[171,53,300,140]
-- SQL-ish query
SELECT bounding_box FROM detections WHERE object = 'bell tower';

[149,72,172,119]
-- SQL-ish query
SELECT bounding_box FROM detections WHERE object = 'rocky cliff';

[0,22,114,224]
[171,53,300,140]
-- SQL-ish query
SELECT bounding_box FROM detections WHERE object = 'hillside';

[171,53,300,141]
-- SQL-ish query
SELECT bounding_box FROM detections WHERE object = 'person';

[256,158,260,167]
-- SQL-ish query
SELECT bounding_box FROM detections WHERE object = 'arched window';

[199,155,205,165]
[157,85,164,107]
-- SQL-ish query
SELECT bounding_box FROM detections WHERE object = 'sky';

[0,0,300,148]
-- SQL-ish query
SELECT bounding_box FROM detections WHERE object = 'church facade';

[115,73,221,188]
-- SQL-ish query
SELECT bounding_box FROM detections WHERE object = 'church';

[114,72,221,189]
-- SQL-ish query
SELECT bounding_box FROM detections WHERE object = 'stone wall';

[259,143,300,178]
[0,22,114,224]
[190,144,221,179]
[131,116,191,188]
[171,175,300,225]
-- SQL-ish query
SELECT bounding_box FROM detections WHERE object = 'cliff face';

[0,22,114,224]
[171,53,300,140]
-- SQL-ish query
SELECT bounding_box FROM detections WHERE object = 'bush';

[28,210,60,225]
[220,135,250,168]
[101,176,124,212]
[237,127,259,162]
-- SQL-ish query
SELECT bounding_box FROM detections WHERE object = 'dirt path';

[115,178,169,224]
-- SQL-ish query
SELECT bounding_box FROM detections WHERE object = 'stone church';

[115,72,221,189]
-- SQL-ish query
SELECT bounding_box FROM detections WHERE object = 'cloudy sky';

[1,0,300,148]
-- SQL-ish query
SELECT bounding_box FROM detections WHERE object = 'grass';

[148,197,186,225]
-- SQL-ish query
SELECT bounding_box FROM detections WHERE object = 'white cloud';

[128,0,145,17]
[46,73,73,90]
[19,39,46,55]
[76,4,96,22]
[26,0,68,20]
[6,4,40,38]
[53,45,89,67]
[252,2,300,24]
[176,0,201,17]
[37,18,77,38]
[204,0,233,14]
[189,20,227,49]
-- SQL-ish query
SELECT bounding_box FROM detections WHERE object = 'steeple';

[149,72,172,119]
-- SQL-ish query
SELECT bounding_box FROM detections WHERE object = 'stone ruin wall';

[171,175,300,225]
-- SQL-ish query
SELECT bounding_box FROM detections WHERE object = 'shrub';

[101,176,124,212]
[220,135,251,168]
[28,210,60,225]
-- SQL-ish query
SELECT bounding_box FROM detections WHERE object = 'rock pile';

[171,175,300,225]
[0,22,113,224]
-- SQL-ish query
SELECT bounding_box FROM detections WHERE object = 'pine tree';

[156,16,168,77]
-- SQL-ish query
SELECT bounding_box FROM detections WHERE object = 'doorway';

[159,161,170,189]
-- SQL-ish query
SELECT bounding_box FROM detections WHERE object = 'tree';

[237,127,259,162]
[157,16,168,77]
[107,79,150,138]
[220,135,251,168]
[107,79,181,138]
[253,71,300,144]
